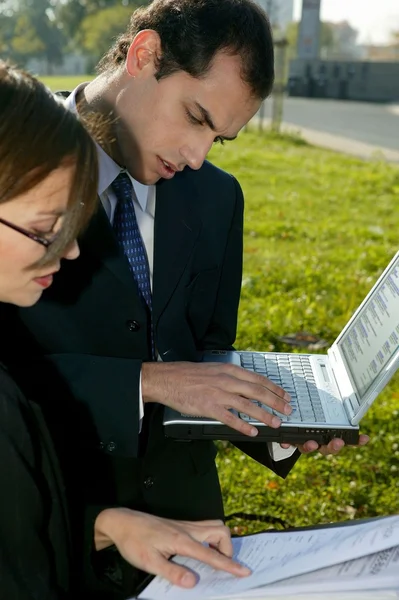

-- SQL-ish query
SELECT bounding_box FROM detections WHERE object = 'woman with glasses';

[0,60,99,599]
[0,62,248,600]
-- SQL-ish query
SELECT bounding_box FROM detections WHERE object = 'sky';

[293,0,399,44]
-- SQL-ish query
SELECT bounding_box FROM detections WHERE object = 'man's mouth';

[162,159,174,170]
[158,156,180,179]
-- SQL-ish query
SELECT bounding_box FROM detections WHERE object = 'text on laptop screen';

[338,257,399,399]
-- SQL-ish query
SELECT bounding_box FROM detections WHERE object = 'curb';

[252,117,399,164]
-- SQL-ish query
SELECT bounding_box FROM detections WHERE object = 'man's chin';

[143,174,162,186]
[129,168,161,186]
[147,176,162,185]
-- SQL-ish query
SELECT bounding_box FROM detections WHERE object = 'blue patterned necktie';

[112,171,154,356]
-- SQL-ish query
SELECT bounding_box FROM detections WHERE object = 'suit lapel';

[80,201,137,292]
[153,170,201,324]
[80,171,202,318]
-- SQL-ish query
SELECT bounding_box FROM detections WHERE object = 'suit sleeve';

[200,176,300,477]
[0,376,68,599]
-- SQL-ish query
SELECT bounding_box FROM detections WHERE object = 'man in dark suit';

[0,0,368,595]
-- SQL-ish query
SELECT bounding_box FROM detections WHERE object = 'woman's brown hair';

[0,61,99,266]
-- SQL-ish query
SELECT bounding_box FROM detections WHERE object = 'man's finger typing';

[142,361,292,436]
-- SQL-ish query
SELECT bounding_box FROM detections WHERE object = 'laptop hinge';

[328,346,357,422]
[343,395,359,422]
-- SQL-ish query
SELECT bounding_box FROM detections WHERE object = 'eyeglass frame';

[0,217,53,248]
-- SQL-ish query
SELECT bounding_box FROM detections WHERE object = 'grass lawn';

[40,75,94,91]
[208,130,399,534]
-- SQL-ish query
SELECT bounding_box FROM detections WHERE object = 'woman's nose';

[63,239,80,261]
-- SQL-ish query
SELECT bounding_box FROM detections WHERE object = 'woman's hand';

[95,508,251,588]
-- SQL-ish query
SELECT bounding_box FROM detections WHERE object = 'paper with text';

[239,545,399,597]
[224,592,399,600]
[137,516,399,600]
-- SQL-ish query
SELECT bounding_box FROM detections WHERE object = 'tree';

[54,0,145,50]
[1,0,148,70]
[79,4,135,64]
[11,11,45,56]
[1,0,64,71]
[0,10,17,58]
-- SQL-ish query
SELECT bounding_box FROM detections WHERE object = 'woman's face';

[0,164,79,307]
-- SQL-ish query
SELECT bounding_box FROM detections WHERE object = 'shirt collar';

[65,84,150,213]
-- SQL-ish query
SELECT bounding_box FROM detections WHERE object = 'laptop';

[163,251,399,446]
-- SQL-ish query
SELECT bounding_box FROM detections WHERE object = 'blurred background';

[0,0,398,82]
[1,0,398,152]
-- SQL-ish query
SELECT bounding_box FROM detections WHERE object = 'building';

[254,0,295,31]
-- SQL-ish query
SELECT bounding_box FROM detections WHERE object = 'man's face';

[113,44,261,185]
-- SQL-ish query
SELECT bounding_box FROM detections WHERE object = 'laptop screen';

[337,254,399,400]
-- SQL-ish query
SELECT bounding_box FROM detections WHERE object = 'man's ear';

[125,29,161,77]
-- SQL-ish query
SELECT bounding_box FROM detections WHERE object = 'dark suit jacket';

[0,364,71,599]
[0,160,298,594]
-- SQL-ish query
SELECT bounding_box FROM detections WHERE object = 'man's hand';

[95,509,251,588]
[141,361,292,437]
[281,434,370,456]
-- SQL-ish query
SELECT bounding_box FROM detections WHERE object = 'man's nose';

[63,239,80,261]
[180,138,213,171]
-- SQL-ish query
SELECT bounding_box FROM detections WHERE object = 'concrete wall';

[288,59,399,102]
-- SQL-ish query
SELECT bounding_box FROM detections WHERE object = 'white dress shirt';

[66,84,296,462]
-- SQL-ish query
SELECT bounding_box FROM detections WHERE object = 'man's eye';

[186,110,203,126]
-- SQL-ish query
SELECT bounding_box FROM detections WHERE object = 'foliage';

[55,0,145,54]
[0,9,17,56]
[79,4,132,63]
[11,11,45,56]
[0,0,64,69]
[207,130,399,533]
[0,0,146,67]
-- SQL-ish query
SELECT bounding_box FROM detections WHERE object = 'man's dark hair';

[97,0,274,99]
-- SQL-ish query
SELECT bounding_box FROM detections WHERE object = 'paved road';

[260,97,399,153]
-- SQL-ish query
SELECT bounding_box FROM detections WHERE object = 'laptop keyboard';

[239,353,326,423]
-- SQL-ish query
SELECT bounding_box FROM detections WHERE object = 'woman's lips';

[33,274,54,289]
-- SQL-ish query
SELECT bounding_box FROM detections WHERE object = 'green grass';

[208,130,399,533]
[40,75,94,91]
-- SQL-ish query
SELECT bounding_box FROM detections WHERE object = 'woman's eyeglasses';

[0,217,53,248]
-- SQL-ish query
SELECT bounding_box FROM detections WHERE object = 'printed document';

[240,545,399,597]
[137,516,399,600]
